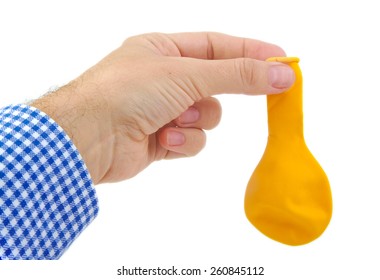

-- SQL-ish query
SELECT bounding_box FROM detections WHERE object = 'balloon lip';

[267,57,300,63]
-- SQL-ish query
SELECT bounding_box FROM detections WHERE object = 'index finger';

[167,32,286,60]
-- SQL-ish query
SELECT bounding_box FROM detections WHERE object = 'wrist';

[30,81,112,184]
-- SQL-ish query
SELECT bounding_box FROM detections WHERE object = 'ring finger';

[173,97,222,130]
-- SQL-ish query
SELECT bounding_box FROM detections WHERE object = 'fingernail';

[167,131,185,146]
[268,65,295,89]
[179,107,200,124]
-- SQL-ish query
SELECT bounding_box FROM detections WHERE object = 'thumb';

[191,58,295,97]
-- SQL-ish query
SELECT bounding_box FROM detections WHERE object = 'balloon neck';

[266,57,304,139]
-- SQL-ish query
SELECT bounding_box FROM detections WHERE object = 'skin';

[31,32,295,184]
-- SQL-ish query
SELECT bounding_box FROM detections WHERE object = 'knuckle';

[235,59,259,90]
[166,60,208,102]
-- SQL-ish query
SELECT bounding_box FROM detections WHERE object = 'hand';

[31,32,295,184]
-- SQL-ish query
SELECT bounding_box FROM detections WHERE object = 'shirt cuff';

[0,104,99,259]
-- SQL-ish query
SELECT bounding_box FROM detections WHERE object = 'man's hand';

[31,32,295,184]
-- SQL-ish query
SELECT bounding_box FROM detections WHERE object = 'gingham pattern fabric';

[0,104,98,259]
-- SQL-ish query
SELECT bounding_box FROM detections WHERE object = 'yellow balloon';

[245,57,332,245]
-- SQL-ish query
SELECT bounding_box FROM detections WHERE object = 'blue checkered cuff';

[0,104,98,259]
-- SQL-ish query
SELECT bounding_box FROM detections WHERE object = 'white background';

[1,0,379,279]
